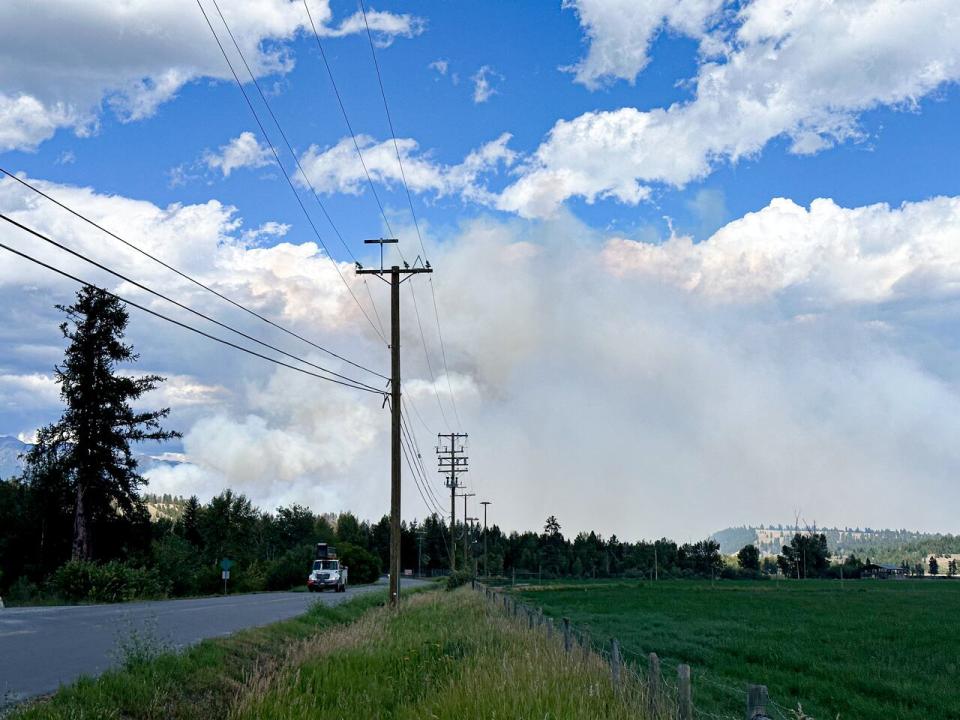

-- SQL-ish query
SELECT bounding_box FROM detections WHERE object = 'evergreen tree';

[24,288,178,561]
[928,556,939,576]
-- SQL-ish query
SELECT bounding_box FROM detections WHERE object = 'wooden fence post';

[547,617,554,639]
[746,684,771,719]
[528,607,534,629]
[610,638,621,691]
[563,617,572,653]
[647,653,660,714]
[678,664,692,720]
[581,630,591,663]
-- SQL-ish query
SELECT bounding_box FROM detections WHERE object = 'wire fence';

[471,580,802,720]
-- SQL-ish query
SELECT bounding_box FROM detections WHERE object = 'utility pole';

[416,529,425,578]
[481,500,492,577]
[357,239,432,609]
[437,432,468,571]
[458,492,476,571]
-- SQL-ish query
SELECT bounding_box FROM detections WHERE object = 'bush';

[265,545,314,591]
[49,560,164,603]
[446,570,472,590]
[339,542,380,584]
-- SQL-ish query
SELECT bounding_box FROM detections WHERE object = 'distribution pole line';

[195,0,386,345]
[437,432,468,571]
[0,214,384,394]
[0,168,387,383]
[481,501,492,578]
[357,238,432,609]
[0,242,384,395]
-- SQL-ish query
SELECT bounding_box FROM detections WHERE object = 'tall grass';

[234,588,672,719]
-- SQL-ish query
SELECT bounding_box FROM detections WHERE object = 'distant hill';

[0,435,29,479]
[0,434,186,483]
[712,525,960,564]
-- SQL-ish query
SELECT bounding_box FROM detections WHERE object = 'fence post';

[610,638,621,691]
[581,630,591,663]
[563,617,572,653]
[547,617,554,639]
[678,664,692,720]
[746,685,771,719]
[648,652,661,714]
[528,607,534,629]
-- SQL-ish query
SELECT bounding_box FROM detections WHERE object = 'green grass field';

[516,579,960,720]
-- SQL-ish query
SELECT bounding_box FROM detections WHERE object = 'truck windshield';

[313,560,338,570]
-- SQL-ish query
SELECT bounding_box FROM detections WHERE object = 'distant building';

[861,563,906,580]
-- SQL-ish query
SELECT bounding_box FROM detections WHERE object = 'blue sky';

[2,0,960,538]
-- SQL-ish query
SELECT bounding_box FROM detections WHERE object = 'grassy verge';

[233,587,669,719]
[516,579,960,719]
[9,590,395,720]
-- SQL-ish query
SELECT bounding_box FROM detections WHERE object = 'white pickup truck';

[307,543,348,593]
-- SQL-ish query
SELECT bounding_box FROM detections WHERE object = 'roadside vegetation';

[10,586,671,720]
[8,589,393,720]
[516,578,960,719]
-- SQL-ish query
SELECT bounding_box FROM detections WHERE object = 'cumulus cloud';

[562,0,723,88]
[204,132,273,177]
[501,0,960,218]
[4,173,960,537]
[298,132,516,204]
[603,196,960,306]
[472,66,501,104]
[0,0,423,152]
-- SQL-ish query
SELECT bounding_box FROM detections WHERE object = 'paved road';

[0,579,426,707]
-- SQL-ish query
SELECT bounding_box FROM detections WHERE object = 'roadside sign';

[220,558,235,571]
[221,570,230,580]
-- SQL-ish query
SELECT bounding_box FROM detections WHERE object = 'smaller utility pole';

[438,433,468,571]
[417,529,425,578]
[458,492,475,571]
[481,500,492,577]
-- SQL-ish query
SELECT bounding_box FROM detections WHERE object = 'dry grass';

[232,587,674,720]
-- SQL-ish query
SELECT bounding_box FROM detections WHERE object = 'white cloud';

[0,0,423,152]
[562,0,723,89]
[502,0,960,218]
[472,66,500,104]
[204,132,273,177]
[298,132,516,204]
[4,173,960,537]
[603,196,960,306]
[429,59,449,76]
[242,221,291,245]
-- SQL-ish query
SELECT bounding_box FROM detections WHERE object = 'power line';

[0,168,388,382]
[298,2,458,432]
[0,240,384,395]
[0,213,383,394]
[358,0,464,431]
[195,0,387,345]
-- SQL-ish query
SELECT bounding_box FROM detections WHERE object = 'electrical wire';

[0,168,387,382]
[195,0,387,345]
[299,0,458,431]
[0,240,385,395]
[0,212,384,393]
[359,0,464,431]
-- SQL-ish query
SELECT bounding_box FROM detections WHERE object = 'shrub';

[49,560,164,603]
[339,542,380,584]
[265,545,314,591]
[446,570,472,590]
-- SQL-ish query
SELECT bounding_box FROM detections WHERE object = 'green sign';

[220,558,235,571]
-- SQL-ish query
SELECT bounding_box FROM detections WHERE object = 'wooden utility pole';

[357,239,432,609]
[481,500,492,577]
[458,492,476,568]
[437,432,468,571]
